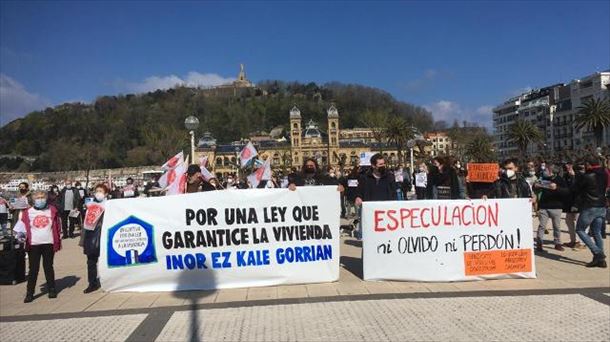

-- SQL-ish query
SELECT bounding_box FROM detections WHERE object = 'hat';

[187,164,201,176]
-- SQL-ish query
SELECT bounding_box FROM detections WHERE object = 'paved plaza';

[1,217,609,341]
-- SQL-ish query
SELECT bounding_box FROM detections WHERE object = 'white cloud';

[0,74,51,126]
[121,71,235,93]
[424,100,493,129]
[476,105,494,115]
[424,100,463,122]
[511,86,533,96]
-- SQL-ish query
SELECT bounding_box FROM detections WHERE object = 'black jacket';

[572,167,608,209]
[288,172,338,187]
[492,175,532,199]
[356,170,397,202]
[58,188,82,211]
[83,213,103,257]
[537,175,569,210]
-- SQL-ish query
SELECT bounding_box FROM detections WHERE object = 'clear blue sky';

[1,0,609,127]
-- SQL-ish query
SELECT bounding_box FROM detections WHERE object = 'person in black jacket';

[534,164,568,252]
[562,162,582,248]
[58,179,82,239]
[288,158,339,189]
[492,159,534,200]
[81,183,108,293]
[572,157,608,268]
[355,153,397,205]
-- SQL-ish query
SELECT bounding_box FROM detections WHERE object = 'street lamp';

[184,115,199,164]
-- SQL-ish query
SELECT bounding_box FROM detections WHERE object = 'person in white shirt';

[13,190,62,303]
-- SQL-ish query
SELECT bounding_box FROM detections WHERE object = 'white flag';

[239,142,257,168]
[247,158,271,188]
[159,151,185,189]
[201,166,215,181]
[165,160,187,195]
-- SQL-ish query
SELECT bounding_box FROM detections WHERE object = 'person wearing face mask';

[287,158,339,189]
[81,184,109,293]
[562,162,582,249]
[492,159,533,200]
[571,157,608,268]
[121,177,139,198]
[47,185,60,210]
[9,182,33,231]
[413,162,429,200]
[353,154,397,239]
[524,160,538,191]
[58,179,81,239]
[533,164,569,252]
[12,190,62,303]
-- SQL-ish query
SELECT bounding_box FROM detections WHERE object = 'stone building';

[196,105,403,176]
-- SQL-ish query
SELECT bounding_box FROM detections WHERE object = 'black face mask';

[305,167,316,174]
[19,189,27,194]
[376,167,386,174]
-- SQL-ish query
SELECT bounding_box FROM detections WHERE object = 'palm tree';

[574,98,610,147]
[508,119,543,158]
[464,135,496,162]
[384,116,414,165]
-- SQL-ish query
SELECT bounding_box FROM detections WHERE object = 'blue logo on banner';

[107,215,157,268]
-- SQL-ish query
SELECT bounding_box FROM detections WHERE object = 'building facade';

[196,105,404,176]
[493,71,610,158]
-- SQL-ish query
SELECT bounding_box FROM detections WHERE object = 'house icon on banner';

[107,215,157,268]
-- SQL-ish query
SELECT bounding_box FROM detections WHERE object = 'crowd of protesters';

[0,152,608,304]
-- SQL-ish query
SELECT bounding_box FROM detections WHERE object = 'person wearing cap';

[13,190,62,303]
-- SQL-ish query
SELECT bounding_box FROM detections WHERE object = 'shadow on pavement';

[344,239,362,248]
[172,259,217,342]
[34,275,80,299]
[340,255,363,279]
[535,250,588,266]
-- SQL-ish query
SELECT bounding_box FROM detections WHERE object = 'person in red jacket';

[13,190,62,303]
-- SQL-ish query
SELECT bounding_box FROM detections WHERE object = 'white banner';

[100,186,340,292]
[362,199,535,282]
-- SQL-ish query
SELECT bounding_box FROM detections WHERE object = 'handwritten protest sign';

[99,187,340,292]
[362,199,535,281]
[467,163,499,183]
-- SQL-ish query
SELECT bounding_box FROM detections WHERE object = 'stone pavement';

[0,216,609,341]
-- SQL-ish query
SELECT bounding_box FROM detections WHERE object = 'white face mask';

[505,169,516,178]
[94,193,106,202]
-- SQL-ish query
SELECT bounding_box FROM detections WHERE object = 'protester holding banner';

[0,192,8,236]
[533,163,568,252]
[355,153,397,205]
[572,157,608,268]
[288,158,338,189]
[413,162,428,200]
[436,156,461,200]
[341,167,361,218]
[121,177,139,198]
[81,184,108,293]
[492,159,533,200]
[59,180,81,239]
[13,190,62,303]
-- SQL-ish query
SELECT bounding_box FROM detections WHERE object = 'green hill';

[0,81,434,171]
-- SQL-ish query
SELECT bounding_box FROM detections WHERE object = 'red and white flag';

[164,161,187,195]
[199,155,208,168]
[201,166,215,181]
[239,142,258,168]
[247,158,272,188]
[159,151,186,195]
[161,151,184,171]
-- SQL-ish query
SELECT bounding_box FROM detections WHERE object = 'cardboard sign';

[467,163,499,183]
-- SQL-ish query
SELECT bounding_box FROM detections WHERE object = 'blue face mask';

[34,199,47,209]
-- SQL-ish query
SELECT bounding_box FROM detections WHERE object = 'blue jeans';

[576,207,606,255]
